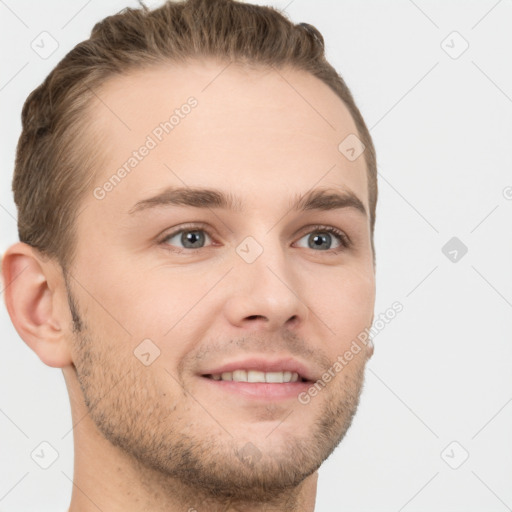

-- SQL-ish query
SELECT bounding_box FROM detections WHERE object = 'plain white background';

[1,1,511,511]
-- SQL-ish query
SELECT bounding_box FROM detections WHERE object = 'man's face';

[67,60,375,500]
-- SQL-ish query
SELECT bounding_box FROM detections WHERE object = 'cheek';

[93,266,220,374]
[79,258,197,339]
[307,267,375,347]
[128,271,213,330]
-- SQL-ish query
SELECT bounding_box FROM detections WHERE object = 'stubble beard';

[67,288,367,504]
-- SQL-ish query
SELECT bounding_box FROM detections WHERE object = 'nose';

[223,242,310,332]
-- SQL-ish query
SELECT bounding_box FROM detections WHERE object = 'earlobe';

[1,242,73,368]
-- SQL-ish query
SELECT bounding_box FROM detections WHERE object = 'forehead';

[86,60,368,214]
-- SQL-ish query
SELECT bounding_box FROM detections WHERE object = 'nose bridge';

[225,230,309,330]
[247,235,294,298]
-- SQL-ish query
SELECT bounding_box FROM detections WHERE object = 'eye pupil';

[309,233,331,250]
[182,230,205,248]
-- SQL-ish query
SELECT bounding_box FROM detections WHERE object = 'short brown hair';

[13,0,377,271]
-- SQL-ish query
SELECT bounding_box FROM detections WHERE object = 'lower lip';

[201,377,312,400]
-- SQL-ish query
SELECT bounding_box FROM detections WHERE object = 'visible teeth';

[210,370,301,383]
[265,372,283,383]
[232,370,247,382]
[247,370,266,383]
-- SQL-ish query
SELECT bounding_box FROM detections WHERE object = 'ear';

[1,242,73,368]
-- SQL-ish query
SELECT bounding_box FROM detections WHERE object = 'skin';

[2,59,375,512]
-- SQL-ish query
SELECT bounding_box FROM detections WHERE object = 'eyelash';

[159,223,351,254]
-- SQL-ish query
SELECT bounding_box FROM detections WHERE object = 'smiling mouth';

[202,370,309,383]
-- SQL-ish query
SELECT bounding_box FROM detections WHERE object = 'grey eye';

[164,229,211,249]
[295,230,343,251]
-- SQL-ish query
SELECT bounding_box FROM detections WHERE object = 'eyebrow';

[128,186,367,217]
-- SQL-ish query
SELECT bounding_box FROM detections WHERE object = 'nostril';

[287,315,299,326]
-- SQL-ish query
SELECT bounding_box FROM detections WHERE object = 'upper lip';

[200,356,317,382]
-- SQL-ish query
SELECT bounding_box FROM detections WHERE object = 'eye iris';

[182,230,205,248]
[308,232,331,250]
